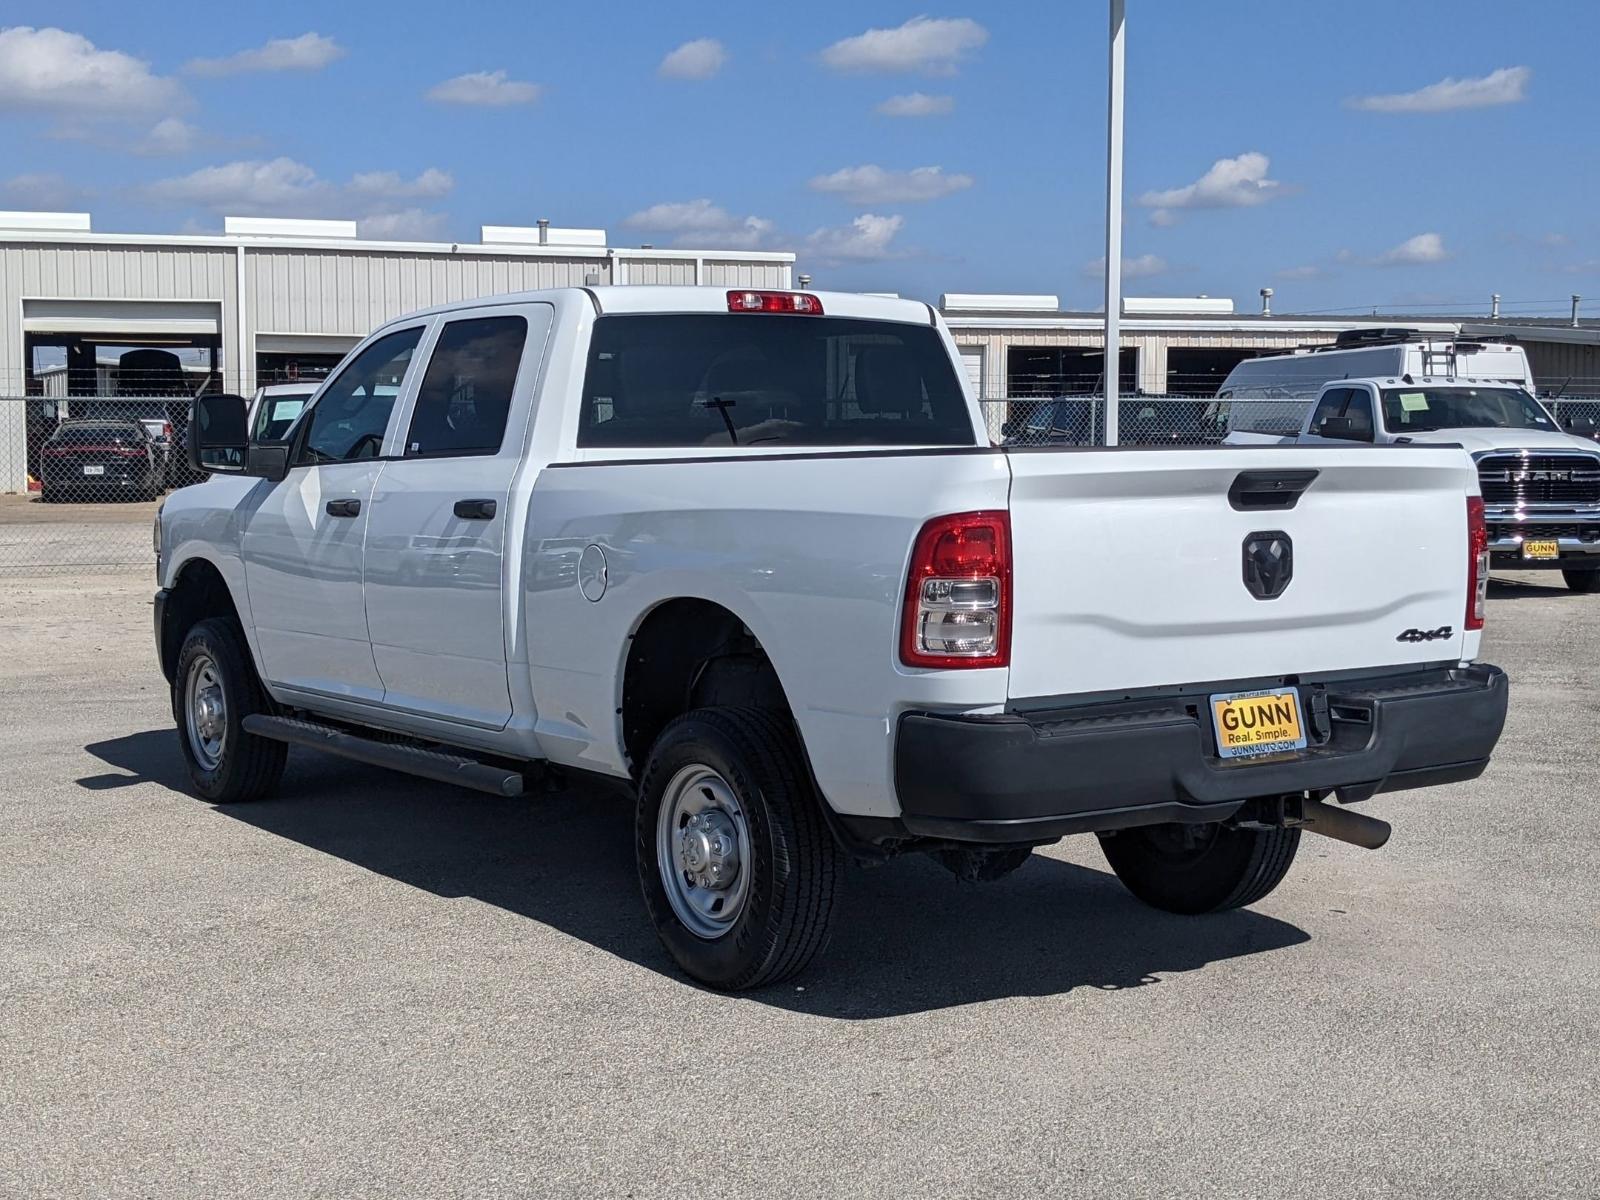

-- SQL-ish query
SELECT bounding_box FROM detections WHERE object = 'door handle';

[453,499,497,520]
[325,498,361,518]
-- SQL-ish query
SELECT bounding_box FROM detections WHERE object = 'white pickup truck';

[1227,376,1600,591]
[155,287,1509,989]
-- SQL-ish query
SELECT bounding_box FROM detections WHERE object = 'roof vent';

[0,211,91,232]
[1125,296,1235,315]
[224,216,357,239]
[481,225,607,247]
[940,293,1059,312]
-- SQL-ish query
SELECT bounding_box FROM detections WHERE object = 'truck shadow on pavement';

[84,730,1311,1019]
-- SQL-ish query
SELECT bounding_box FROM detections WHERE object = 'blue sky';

[3,1,1599,315]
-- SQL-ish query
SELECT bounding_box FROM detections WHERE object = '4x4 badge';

[1397,626,1454,643]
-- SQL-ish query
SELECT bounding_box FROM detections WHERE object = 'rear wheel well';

[621,599,791,775]
[160,559,244,683]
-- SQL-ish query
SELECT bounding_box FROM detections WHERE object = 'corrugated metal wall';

[244,248,607,340]
[0,243,235,389]
[618,258,698,285]
[1523,340,1600,391]
[703,260,791,288]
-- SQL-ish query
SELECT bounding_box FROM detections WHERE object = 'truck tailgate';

[1005,448,1476,701]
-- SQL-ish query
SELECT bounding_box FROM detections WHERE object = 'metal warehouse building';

[939,293,1600,400]
[0,211,793,492]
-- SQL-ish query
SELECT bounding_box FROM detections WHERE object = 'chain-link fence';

[4,377,1600,574]
[981,375,1600,448]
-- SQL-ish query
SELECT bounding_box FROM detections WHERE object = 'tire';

[172,618,286,804]
[1098,820,1300,915]
[636,707,841,990]
[1563,568,1600,594]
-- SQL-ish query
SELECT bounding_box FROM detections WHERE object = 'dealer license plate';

[1210,688,1306,760]
[1522,539,1559,560]
[81,464,104,476]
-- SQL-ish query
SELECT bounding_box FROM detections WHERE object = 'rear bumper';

[890,663,1508,845]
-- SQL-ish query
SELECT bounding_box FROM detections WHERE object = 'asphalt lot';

[1,568,1596,1199]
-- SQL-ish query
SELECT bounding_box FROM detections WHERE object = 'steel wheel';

[655,763,753,940]
[184,653,227,772]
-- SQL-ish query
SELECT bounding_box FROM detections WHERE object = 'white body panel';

[158,286,1492,823]
[522,453,1011,817]
[1005,448,1480,701]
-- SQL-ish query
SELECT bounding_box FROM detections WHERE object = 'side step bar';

[241,714,525,797]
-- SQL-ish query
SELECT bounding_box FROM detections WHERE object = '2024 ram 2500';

[155,287,1509,989]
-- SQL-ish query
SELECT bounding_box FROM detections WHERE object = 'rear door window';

[578,314,976,448]
[404,315,529,458]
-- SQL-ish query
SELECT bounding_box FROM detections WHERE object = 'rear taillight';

[900,511,1011,668]
[726,290,824,315]
[1466,495,1488,631]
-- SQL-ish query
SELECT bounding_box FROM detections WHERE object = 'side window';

[403,315,528,458]
[296,327,422,465]
[1343,389,1375,439]
[1309,388,1349,433]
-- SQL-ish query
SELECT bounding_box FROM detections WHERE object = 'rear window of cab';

[577,314,977,449]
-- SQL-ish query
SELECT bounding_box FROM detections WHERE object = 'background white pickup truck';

[1227,376,1600,591]
[155,287,1509,989]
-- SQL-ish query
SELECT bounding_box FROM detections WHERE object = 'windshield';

[1380,387,1555,433]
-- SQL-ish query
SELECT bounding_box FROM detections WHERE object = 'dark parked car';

[39,420,165,503]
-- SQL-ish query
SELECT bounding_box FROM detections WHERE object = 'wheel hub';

[677,809,740,890]
[194,690,225,741]
[655,765,753,941]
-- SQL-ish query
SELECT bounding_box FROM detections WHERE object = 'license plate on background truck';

[82,465,104,476]
[1522,539,1560,560]
[1210,688,1307,759]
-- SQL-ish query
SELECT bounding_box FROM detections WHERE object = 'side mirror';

[186,393,292,482]
[1317,416,1372,443]
[187,393,249,475]
[1562,412,1598,437]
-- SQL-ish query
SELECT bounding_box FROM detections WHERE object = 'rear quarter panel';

[521,451,1011,818]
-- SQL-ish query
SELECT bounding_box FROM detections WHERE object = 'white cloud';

[809,164,972,204]
[1147,208,1178,228]
[1138,152,1284,213]
[806,214,906,262]
[1375,232,1449,266]
[0,26,183,115]
[876,91,954,117]
[623,198,776,249]
[145,157,456,218]
[1,171,84,209]
[1276,265,1326,281]
[1082,253,1169,280]
[184,33,344,77]
[426,70,542,106]
[359,209,448,241]
[658,38,727,80]
[349,167,454,198]
[821,16,987,75]
[133,117,199,156]
[1348,66,1530,114]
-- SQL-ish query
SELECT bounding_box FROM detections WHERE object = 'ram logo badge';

[1397,626,1454,643]
[1242,531,1294,600]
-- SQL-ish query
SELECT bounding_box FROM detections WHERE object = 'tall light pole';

[1103,0,1126,447]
